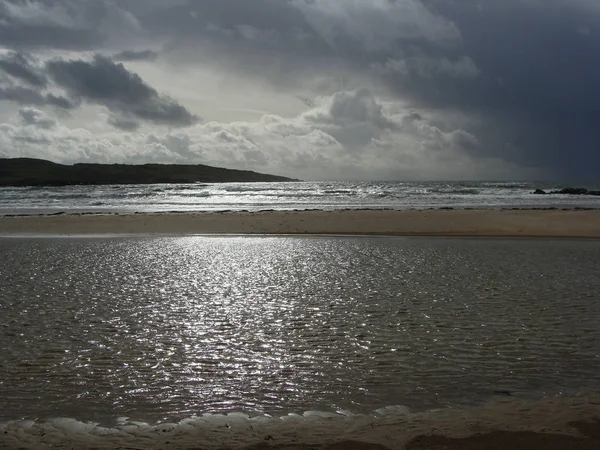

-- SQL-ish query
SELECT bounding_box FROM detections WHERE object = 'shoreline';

[2,394,600,449]
[0,209,599,238]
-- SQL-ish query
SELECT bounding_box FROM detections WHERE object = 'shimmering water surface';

[1,181,600,215]
[1,237,600,425]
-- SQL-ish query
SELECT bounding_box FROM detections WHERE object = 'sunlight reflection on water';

[1,236,600,424]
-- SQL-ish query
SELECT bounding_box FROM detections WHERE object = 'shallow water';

[1,237,600,426]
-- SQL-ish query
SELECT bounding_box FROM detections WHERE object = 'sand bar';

[0,209,599,237]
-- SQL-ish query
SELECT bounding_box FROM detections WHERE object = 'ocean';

[1,180,599,215]
[1,236,600,448]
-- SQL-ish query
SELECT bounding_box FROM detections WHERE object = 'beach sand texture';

[1,209,599,237]
[1,395,599,449]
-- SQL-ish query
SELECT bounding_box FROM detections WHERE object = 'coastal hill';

[0,158,296,186]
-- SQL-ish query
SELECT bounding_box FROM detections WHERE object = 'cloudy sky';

[0,0,598,181]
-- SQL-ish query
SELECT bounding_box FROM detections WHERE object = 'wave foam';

[2,395,600,450]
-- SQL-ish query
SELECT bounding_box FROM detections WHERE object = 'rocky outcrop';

[532,187,600,196]
[0,158,298,186]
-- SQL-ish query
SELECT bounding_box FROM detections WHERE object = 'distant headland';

[0,158,297,186]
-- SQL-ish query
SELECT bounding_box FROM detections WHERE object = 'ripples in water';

[1,237,599,424]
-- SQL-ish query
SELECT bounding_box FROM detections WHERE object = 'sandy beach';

[2,394,600,449]
[0,209,599,237]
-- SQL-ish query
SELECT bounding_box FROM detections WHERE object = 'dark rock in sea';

[549,187,600,196]
[0,157,298,186]
[552,187,589,195]
[534,187,600,196]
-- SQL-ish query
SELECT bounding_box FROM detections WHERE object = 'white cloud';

[0,90,544,180]
[18,107,56,129]
[0,0,141,50]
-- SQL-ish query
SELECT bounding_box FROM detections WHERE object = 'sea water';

[1,236,600,447]
[2,237,600,419]
[1,181,599,215]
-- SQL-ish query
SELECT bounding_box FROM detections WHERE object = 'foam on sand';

[2,394,600,449]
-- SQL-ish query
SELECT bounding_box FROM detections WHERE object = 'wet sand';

[2,395,599,449]
[249,395,600,450]
[0,209,599,237]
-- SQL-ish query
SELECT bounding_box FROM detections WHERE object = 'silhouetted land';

[0,158,296,186]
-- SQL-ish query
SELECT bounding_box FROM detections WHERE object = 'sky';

[0,0,599,181]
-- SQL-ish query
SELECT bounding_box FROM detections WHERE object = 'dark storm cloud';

[397,1,600,109]
[0,52,47,87]
[150,0,595,179]
[407,0,600,179]
[138,0,316,42]
[130,0,469,98]
[45,93,77,109]
[1,0,598,179]
[136,0,460,66]
[0,85,74,109]
[0,51,75,109]
[113,50,158,62]
[0,85,46,104]
[46,55,199,127]
[134,0,335,70]
[0,0,106,49]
